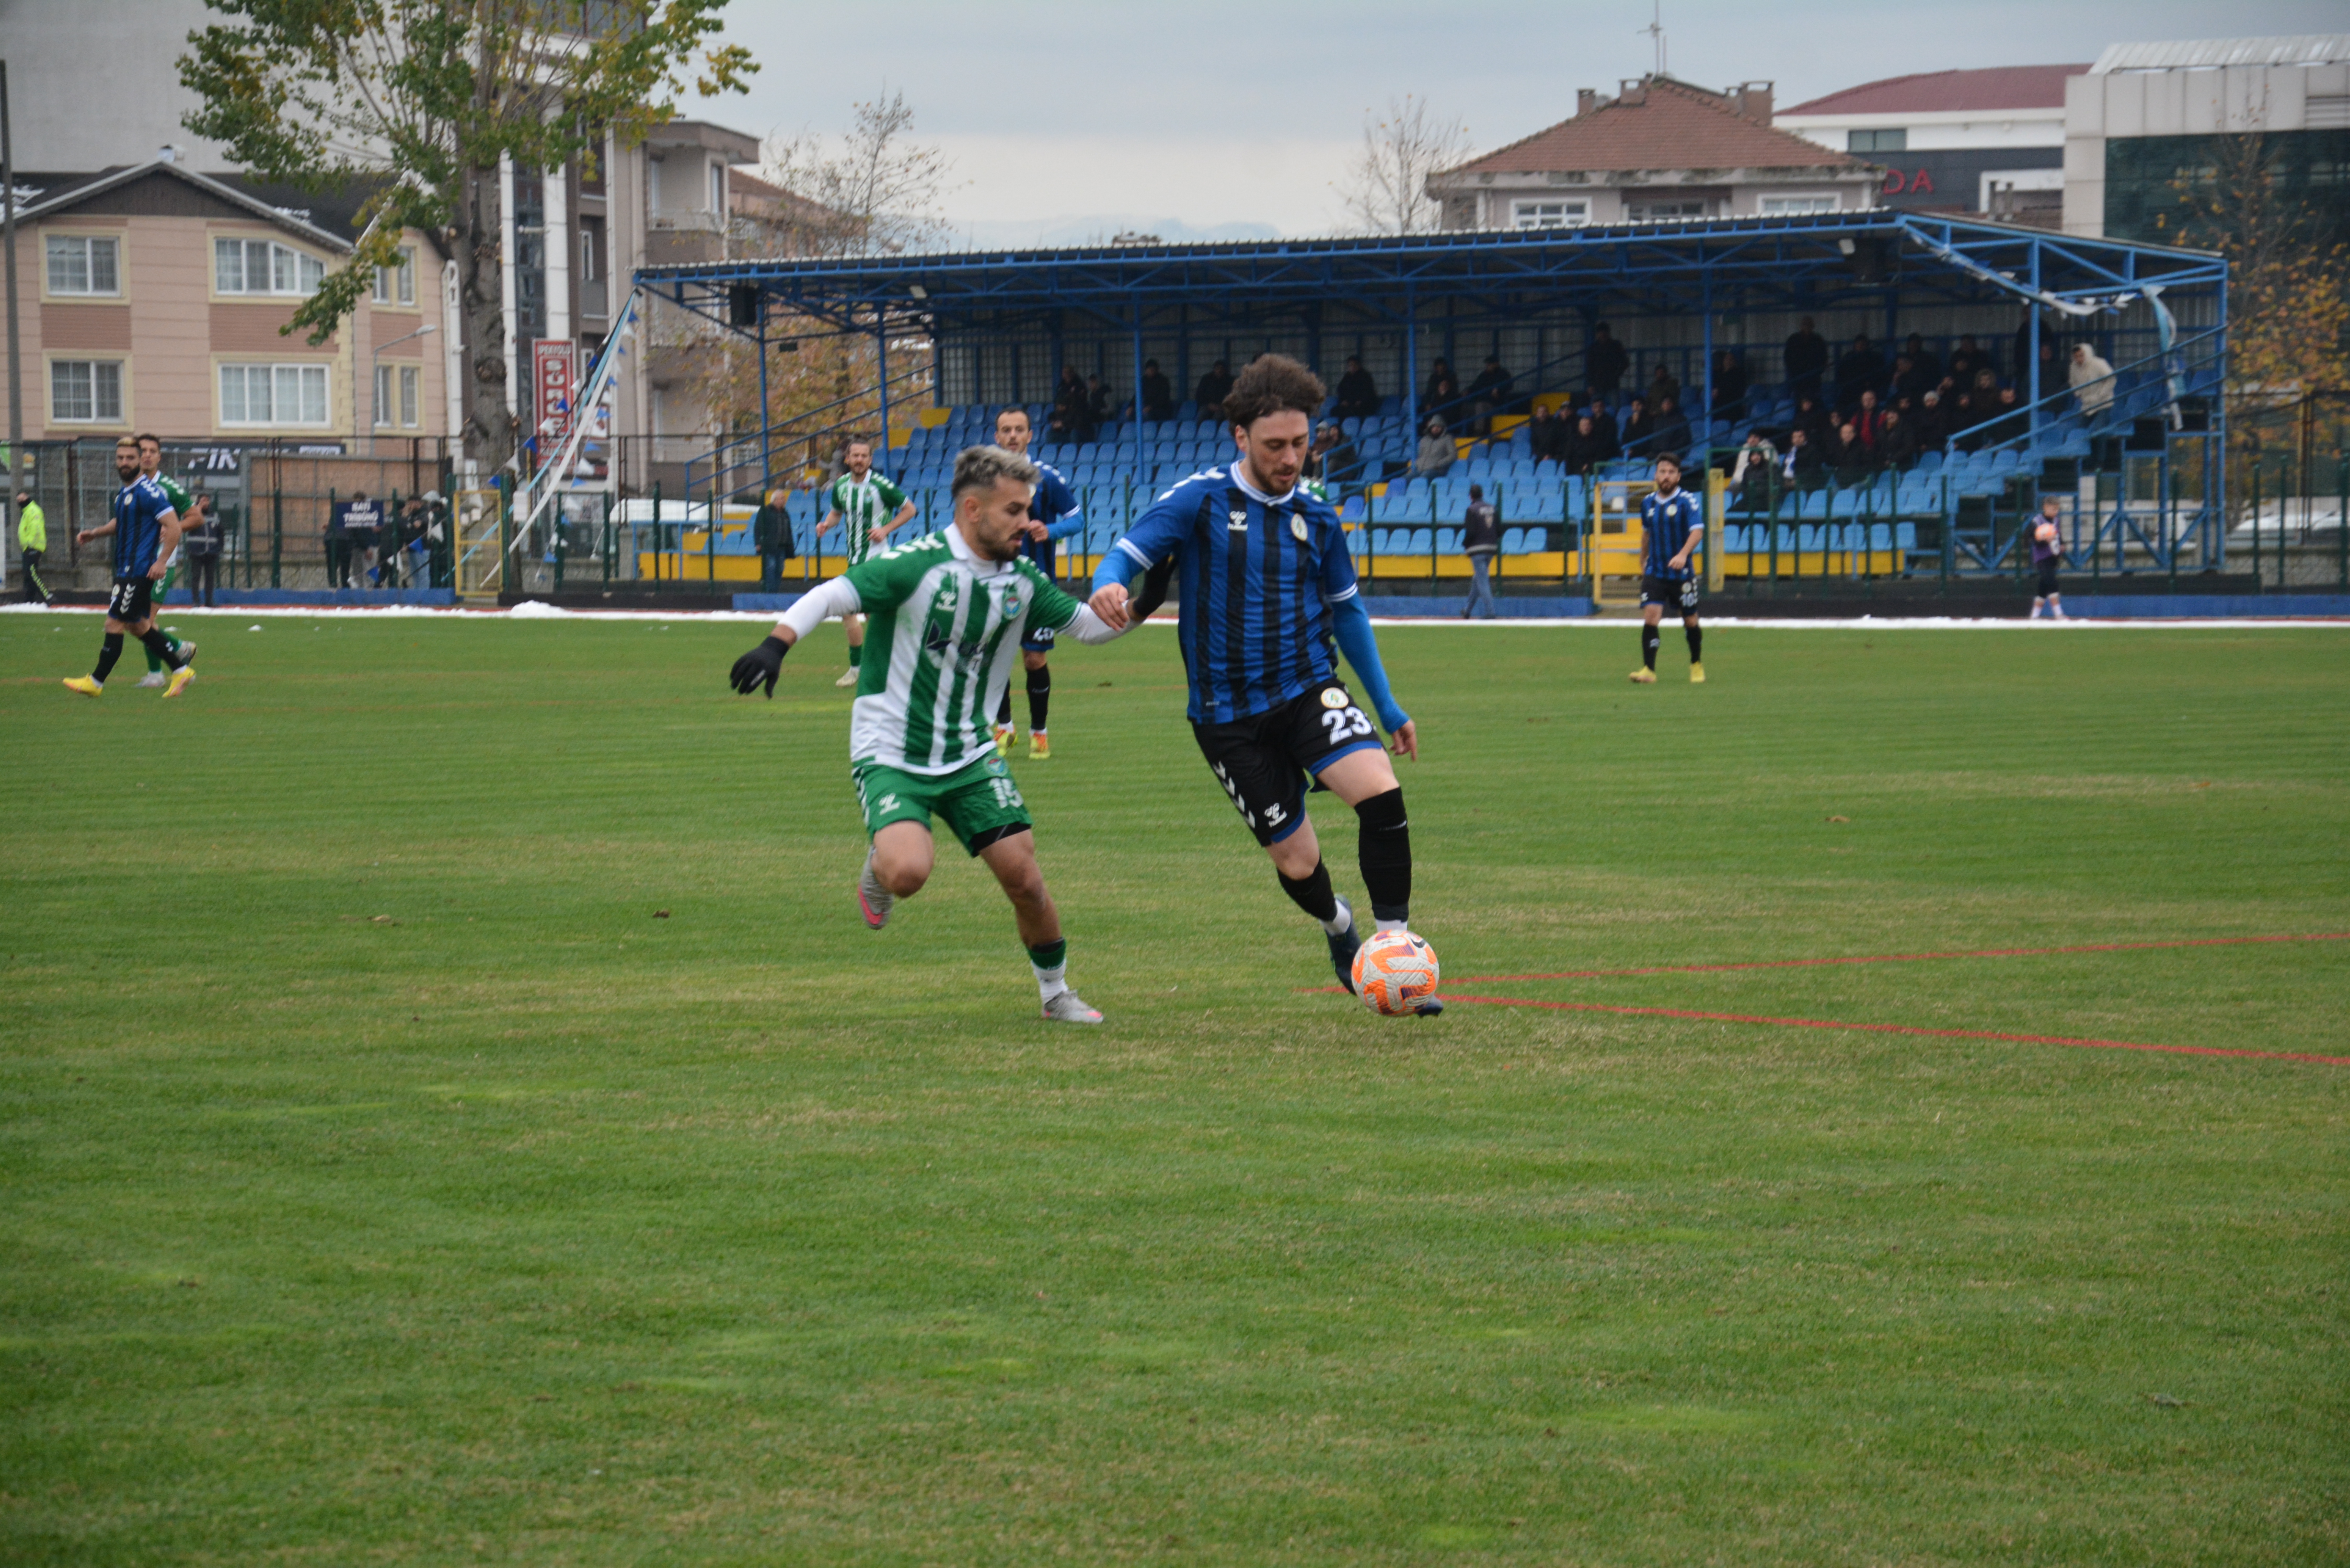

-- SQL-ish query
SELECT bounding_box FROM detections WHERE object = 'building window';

[46,235,120,295]
[709,160,725,212]
[51,360,124,422]
[215,237,326,296]
[1848,128,1908,154]
[374,363,422,428]
[1760,194,1841,215]
[372,245,417,305]
[1628,199,1709,221]
[1512,199,1589,230]
[220,363,330,426]
[647,157,663,210]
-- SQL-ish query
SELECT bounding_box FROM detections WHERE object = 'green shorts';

[853,753,1032,856]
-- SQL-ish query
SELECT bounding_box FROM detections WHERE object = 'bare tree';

[756,88,956,258]
[1337,95,1471,236]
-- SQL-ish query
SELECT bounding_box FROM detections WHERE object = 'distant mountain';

[948,214,1285,250]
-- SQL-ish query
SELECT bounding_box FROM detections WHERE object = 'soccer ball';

[1352,929,1440,1017]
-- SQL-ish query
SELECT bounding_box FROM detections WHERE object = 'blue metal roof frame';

[637,212,2225,337]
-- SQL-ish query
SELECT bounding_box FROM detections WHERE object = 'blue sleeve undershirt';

[1330,595,1407,733]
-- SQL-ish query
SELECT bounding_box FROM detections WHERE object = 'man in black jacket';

[753,486,794,592]
[1139,359,1175,422]
[1586,325,1630,398]
[1466,356,1513,436]
[1783,316,1828,401]
[1193,360,1234,421]
[1333,356,1380,420]
[1836,335,1887,409]
[1460,483,1501,619]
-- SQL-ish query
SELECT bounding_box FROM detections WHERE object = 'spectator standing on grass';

[1415,417,1456,478]
[1784,316,1828,401]
[343,492,382,588]
[2069,343,2115,420]
[754,487,794,593]
[1139,359,1175,422]
[1333,356,1380,421]
[184,493,223,606]
[323,497,350,587]
[16,490,51,605]
[1193,360,1234,422]
[2029,494,2067,619]
[1460,483,1501,620]
[1586,324,1630,397]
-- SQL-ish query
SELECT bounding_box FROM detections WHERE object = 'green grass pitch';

[3,611,2346,1565]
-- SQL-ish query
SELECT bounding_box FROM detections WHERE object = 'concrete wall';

[2064,60,2350,235]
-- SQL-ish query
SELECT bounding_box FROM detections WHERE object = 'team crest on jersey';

[1290,514,1309,542]
[1227,509,1248,532]
[1320,687,1350,709]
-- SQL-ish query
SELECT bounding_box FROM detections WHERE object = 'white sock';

[1032,961,1069,1005]
[1376,917,1408,935]
[1320,902,1352,938]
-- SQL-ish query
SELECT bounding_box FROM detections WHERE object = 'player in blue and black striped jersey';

[1089,355,1434,1011]
[988,406,1087,759]
[63,437,196,698]
[1632,452,1706,685]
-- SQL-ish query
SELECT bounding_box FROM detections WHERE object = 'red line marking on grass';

[1456,932,2350,985]
[1437,993,2350,1068]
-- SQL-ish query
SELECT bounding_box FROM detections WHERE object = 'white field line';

[6,604,2346,631]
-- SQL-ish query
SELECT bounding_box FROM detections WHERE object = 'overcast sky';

[689,0,2345,243]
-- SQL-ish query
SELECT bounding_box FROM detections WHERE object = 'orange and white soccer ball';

[1352,929,1439,1016]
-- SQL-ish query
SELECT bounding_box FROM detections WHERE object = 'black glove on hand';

[730,635,790,697]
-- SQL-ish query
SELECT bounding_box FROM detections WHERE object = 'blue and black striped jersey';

[1018,462,1084,578]
[111,477,176,581]
[1641,487,1704,581]
[1112,466,1358,725]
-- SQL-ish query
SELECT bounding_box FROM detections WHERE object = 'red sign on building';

[531,339,579,443]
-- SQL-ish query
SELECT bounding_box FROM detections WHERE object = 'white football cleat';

[135,671,168,688]
[1041,991,1103,1024]
[835,667,859,687]
[856,849,893,930]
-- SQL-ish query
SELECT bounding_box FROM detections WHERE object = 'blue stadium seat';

[1830,489,1858,518]
[1896,523,1918,550]
[1406,528,1432,553]
[1723,525,1747,552]
[1868,523,1893,551]
[1502,527,1529,554]
[1798,525,1825,552]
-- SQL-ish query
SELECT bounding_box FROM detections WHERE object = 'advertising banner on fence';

[532,339,579,447]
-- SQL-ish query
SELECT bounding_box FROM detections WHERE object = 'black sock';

[1355,788,1411,925]
[997,688,1012,727]
[1027,664,1051,733]
[139,628,185,670]
[1278,859,1340,925]
[1686,622,1702,663]
[1642,625,1660,670]
[94,631,124,683]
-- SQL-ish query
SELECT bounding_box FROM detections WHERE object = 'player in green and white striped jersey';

[814,437,919,687]
[135,435,197,685]
[730,445,1131,1023]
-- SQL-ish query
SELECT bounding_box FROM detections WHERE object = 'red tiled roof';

[1450,77,1867,176]
[1782,65,2090,118]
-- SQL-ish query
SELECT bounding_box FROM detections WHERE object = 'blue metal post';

[1403,283,1419,458]
[2027,240,2042,443]
[875,303,891,455]
[755,296,771,500]
[1700,270,1715,472]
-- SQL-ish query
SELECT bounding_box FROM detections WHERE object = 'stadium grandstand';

[615,210,2226,599]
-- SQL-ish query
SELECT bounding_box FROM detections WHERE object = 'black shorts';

[107,578,155,623]
[2036,559,2061,596]
[1193,681,1384,847]
[1641,575,1700,614]
[1020,620,1057,655]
